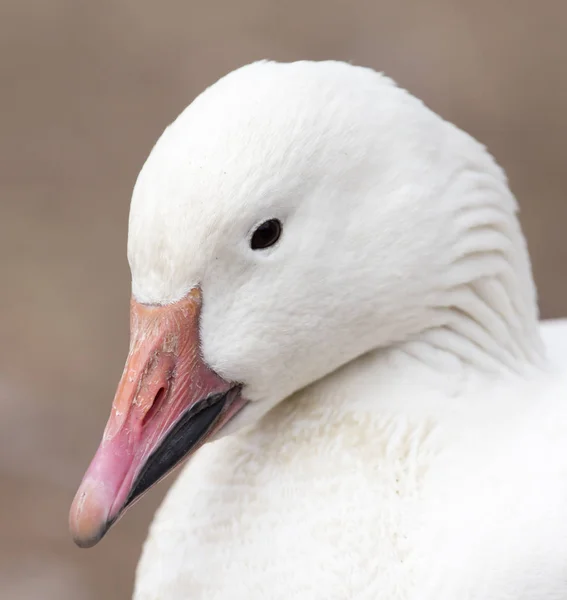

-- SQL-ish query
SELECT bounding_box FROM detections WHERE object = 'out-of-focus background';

[2,1,566,598]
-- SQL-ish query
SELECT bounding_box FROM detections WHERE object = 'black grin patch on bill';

[125,391,230,508]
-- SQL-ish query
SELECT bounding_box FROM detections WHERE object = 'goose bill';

[69,288,246,548]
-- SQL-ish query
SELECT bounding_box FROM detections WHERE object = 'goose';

[69,60,567,599]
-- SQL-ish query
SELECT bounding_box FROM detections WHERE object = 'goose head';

[70,60,539,547]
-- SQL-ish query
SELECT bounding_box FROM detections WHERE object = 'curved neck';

[421,159,544,374]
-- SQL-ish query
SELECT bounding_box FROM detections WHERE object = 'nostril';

[142,386,167,428]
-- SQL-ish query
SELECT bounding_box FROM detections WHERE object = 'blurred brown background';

[1,0,566,598]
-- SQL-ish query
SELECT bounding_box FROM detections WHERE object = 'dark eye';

[250,218,282,250]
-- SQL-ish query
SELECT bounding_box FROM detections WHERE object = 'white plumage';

[126,61,567,599]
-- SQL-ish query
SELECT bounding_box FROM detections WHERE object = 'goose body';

[135,327,567,599]
[69,61,567,599]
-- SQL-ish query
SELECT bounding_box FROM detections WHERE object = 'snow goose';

[70,60,567,599]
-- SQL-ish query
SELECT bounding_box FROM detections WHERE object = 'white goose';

[70,60,567,599]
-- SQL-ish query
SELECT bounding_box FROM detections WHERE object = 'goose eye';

[250,219,282,250]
